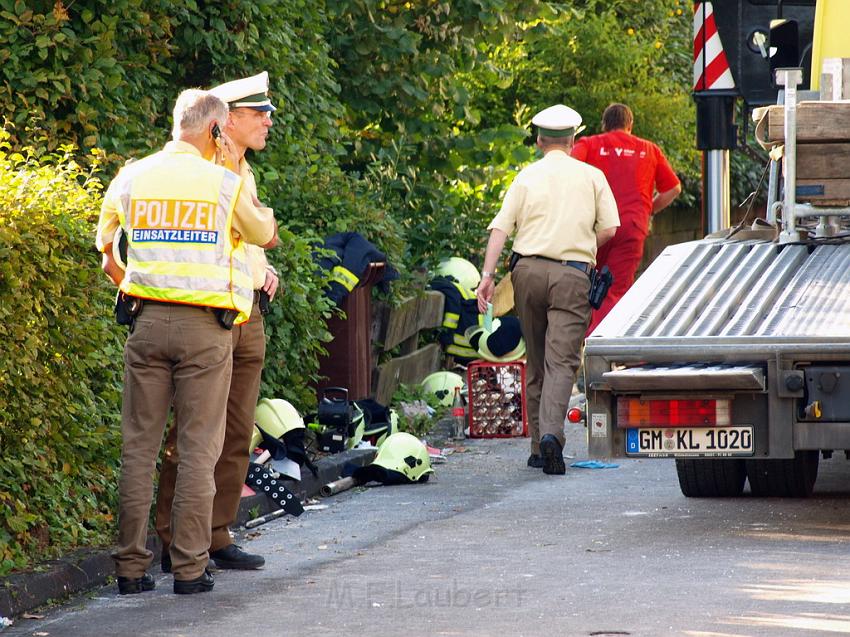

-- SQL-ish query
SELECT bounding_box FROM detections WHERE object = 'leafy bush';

[325,0,700,269]
[391,383,447,439]
[0,133,122,575]
[261,228,336,409]
[325,0,543,268]
[468,0,699,197]
[0,0,175,159]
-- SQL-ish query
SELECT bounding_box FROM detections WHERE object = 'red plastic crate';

[466,361,528,438]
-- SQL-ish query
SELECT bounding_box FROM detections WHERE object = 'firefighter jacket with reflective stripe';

[314,232,399,306]
[114,149,254,324]
[428,276,483,361]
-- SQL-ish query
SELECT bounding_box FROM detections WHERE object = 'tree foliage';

[478,0,700,204]
[325,0,699,269]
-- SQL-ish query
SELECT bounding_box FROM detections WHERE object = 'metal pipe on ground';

[321,476,360,497]
[245,508,289,529]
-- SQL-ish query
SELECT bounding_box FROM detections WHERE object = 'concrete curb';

[0,448,376,619]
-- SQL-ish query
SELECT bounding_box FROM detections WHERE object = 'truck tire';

[745,451,819,497]
[675,458,746,497]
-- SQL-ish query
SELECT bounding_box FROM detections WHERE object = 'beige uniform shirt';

[488,149,619,265]
[238,158,272,290]
[96,141,275,253]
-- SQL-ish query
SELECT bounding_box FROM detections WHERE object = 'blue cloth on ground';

[570,460,619,469]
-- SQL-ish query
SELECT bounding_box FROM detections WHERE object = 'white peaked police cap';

[210,71,276,112]
[531,104,584,137]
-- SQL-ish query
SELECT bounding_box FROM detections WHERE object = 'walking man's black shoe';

[540,434,566,475]
[209,544,265,570]
[161,552,172,573]
[527,454,543,468]
[173,569,214,595]
[117,572,156,595]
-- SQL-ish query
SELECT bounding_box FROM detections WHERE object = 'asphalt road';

[8,425,850,637]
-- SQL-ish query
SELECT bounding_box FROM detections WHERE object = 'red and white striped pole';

[693,1,735,91]
[693,1,737,234]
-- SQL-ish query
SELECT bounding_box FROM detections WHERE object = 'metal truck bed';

[586,237,850,364]
[584,236,850,478]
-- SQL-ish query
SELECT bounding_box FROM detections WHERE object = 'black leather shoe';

[209,544,265,570]
[540,434,566,475]
[117,572,155,595]
[527,454,543,468]
[161,552,171,574]
[173,569,214,595]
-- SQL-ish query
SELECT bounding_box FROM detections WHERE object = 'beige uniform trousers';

[512,258,591,454]
[155,301,265,554]
[112,303,231,581]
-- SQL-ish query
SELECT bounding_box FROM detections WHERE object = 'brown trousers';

[112,304,231,580]
[512,258,590,454]
[155,302,265,555]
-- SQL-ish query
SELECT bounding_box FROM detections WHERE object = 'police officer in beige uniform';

[155,72,279,572]
[96,90,278,594]
[476,104,619,475]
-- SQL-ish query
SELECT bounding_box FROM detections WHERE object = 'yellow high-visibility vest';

[114,148,254,324]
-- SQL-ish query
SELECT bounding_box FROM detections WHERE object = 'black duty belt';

[521,255,592,276]
[120,297,236,330]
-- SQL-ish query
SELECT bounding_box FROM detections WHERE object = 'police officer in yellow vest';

[96,89,278,595]
[155,72,279,573]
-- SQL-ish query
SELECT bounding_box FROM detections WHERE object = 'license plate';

[626,426,754,457]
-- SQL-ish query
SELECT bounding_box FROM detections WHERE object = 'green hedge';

[0,135,122,574]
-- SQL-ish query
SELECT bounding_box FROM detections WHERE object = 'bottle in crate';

[466,361,528,438]
[451,386,465,439]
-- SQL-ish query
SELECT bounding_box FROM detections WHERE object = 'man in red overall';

[572,103,681,335]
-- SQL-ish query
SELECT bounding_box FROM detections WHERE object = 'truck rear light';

[617,398,730,428]
[567,407,584,423]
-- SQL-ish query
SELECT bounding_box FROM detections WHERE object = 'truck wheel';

[745,451,819,497]
[675,458,746,497]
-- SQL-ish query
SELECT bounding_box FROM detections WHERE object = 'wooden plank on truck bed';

[767,102,850,142]
[382,291,444,352]
[374,343,441,405]
[796,178,850,205]
[792,143,850,180]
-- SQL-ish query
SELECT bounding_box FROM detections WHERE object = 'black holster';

[213,308,238,330]
[509,252,522,273]
[258,289,271,316]
[588,265,613,309]
[115,292,142,327]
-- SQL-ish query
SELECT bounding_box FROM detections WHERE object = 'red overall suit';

[572,130,680,335]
